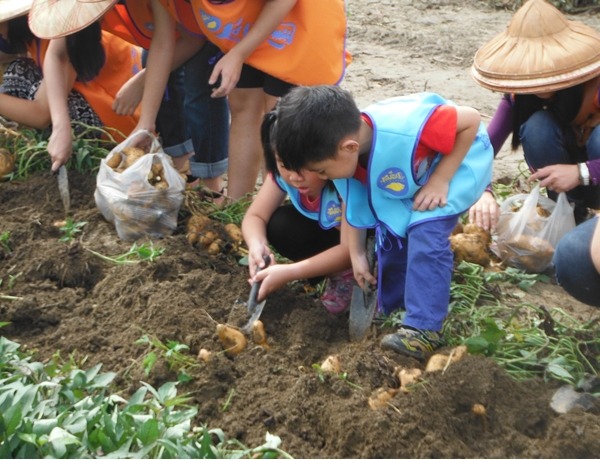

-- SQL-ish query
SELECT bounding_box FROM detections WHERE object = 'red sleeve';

[418,105,457,155]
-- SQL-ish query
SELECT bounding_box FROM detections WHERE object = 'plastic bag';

[94,130,186,241]
[494,185,575,273]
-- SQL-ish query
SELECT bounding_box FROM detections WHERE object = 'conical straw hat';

[28,0,117,39]
[471,0,600,94]
[0,0,33,22]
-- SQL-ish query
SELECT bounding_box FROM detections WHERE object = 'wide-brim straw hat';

[0,0,33,22]
[471,0,600,94]
[28,0,117,39]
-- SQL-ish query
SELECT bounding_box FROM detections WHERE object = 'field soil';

[2,1,600,458]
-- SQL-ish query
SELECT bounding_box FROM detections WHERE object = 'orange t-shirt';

[27,31,142,140]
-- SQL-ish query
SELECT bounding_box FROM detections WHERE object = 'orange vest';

[102,1,204,48]
[188,0,350,85]
[28,31,142,140]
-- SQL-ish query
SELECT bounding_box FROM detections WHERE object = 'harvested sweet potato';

[106,152,122,170]
[216,324,247,356]
[450,232,490,267]
[251,320,270,349]
[121,146,146,169]
[368,387,399,410]
[224,223,243,244]
[463,223,492,246]
[0,148,14,176]
[320,355,341,373]
[497,234,554,272]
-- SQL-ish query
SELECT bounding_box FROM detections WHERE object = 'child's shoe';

[380,325,444,360]
[321,269,356,314]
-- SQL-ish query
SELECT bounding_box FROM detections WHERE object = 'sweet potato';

[0,148,14,176]
[216,324,247,356]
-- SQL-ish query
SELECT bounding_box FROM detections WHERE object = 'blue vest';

[274,175,342,230]
[334,93,493,237]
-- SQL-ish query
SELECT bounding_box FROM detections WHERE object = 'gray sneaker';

[380,326,444,360]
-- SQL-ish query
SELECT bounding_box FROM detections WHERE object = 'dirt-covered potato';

[121,146,146,169]
[0,148,15,176]
[106,152,122,170]
[450,232,490,267]
[497,234,554,272]
[463,223,492,246]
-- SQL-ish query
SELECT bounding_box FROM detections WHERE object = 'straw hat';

[0,0,33,22]
[28,0,117,39]
[471,0,600,94]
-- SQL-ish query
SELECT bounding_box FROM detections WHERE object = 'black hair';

[66,22,105,82]
[261,110,279,176]
[7,16,35,53]
[275,85,361,172]
[510,94,547,150]
[551,83,584,125]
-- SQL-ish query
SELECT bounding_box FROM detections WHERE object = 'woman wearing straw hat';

[470,0,600,307]
[0,0,142,172]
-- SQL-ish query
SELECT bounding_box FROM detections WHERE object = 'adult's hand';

[529,164,580,193]
[468,191,499,231]
[48,124,72,172]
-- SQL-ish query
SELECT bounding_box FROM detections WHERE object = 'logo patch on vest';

[325,200,342,224]
[377,168,408,196]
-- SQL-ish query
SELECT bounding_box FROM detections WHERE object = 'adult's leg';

[183,43,229,192]
[521,110,594,209]
[227,87,276,200]
[553,216,600,307]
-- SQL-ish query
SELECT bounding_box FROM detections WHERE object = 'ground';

[1,0,600,458]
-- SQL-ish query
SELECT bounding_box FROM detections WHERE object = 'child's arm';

[413,106,480,211]
[44,37,78,172]
[241,176,286,277]
[133,0,177,134]
[347,218,377,290]
[209,0,297,97]
[112,29,205,116]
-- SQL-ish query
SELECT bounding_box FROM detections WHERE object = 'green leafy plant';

[135,334,199,383]
[0,336,290,458]
[445,261,600,388]
[58,218,88,243]
[311,364,363,390]
[87,242,164,264]
[0,231,11,253]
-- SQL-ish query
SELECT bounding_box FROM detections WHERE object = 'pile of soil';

[1,1,600,457]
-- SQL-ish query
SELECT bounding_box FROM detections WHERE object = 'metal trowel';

[349,235,377,342]
[242,255,271,334]
[57,165,70,214]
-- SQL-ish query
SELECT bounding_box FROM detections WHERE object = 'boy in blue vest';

[271,85,493,359]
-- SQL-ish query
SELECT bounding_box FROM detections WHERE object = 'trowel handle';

[248,255,272,301]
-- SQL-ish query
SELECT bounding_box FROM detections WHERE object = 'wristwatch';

[578,162,590,186]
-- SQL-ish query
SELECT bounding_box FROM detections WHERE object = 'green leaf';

[142,352,158,376]
[138,418,160,445]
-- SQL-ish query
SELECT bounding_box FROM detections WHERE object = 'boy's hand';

[413,176,449,211]
[351,253,377,290]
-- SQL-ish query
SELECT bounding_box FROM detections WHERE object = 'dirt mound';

[1,172,598,458]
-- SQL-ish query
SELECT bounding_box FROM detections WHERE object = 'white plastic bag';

[94,130,186,241]
[494,185,576,273]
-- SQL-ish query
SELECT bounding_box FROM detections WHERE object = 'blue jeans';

[183,42,229,180]
[553,216,600,307]
[378,215,458,331]
[520,109,600,209]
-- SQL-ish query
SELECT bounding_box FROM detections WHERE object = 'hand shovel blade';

[57,165,70,214]
[349,284,377,342]
[241,255,271,333]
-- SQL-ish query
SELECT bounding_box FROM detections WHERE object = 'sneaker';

[380,326,444,360]
[321,269,356,314]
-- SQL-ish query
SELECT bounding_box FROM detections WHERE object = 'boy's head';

[268,85,361,175]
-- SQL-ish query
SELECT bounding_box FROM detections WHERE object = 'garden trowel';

[242,255,271,334]
[349,235,377,342]
[57,165,70,214]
